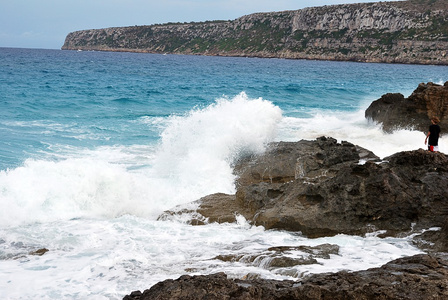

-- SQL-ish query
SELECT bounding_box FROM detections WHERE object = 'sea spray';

[149,92,282,202]
[0,93,282,227]
[154,92,282,170]
[277,109,445,158]
[1,92,442,227]
[0,157,148,227]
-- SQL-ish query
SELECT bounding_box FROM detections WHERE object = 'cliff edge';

[62,0,448,65]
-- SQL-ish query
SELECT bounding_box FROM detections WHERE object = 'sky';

[0,0,399,50]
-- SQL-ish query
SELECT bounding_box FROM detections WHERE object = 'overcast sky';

[1,0,398,49]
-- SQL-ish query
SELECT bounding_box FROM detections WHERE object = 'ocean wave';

[0,93,283,227]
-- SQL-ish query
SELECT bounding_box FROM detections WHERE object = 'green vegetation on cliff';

[62,0,448,65]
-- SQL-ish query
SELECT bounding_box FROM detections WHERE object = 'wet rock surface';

[124,254,448,300]
[160,137,448,247]
[148,136,448,299]
[213,243,340,276]
[142,91,448,299]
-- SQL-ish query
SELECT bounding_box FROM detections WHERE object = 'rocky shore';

[160,138,447,239]
[124,82,448,299]
[125,136,448,299]
[124,254,448,300]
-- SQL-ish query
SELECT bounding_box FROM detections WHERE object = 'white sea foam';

[0,157,149,227]
[1,49,443,300]
[154,92,281,167]
[151,92,282,195]
[0,217,422,299]
[277,109,445,158]
[0,93,282,227]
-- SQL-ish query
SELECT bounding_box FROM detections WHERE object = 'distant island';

[62,0,448,65]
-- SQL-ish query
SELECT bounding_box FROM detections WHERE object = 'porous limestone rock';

[365,81,448,133]
[123,254,448,300]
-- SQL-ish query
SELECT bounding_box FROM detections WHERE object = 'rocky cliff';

[62,0,448,65]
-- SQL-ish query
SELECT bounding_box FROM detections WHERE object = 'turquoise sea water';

[2,48,446,170]
[0,47,447,299]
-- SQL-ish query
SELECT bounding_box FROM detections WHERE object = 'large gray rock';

[159,137,448,248]
[236,139,448,238]
[123,254,448,300]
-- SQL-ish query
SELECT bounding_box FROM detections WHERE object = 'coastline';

[122,80,448,299]
[62,47,448,66]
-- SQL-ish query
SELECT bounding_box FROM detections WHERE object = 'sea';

[0,47,447,299]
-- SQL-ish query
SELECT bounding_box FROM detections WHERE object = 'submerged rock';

[123,254,448,300]
[30,248,49,256]
[213,243,339,274]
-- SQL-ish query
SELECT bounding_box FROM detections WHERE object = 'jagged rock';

[215,253,318,269]
[157,193,246,225]
[413,218,448,253]
[365,81,448,133]
[236,145,448,238]
[160,137,448,248]
[123,254,448,300]
[268,244,340,260]
[233,137,377,187]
